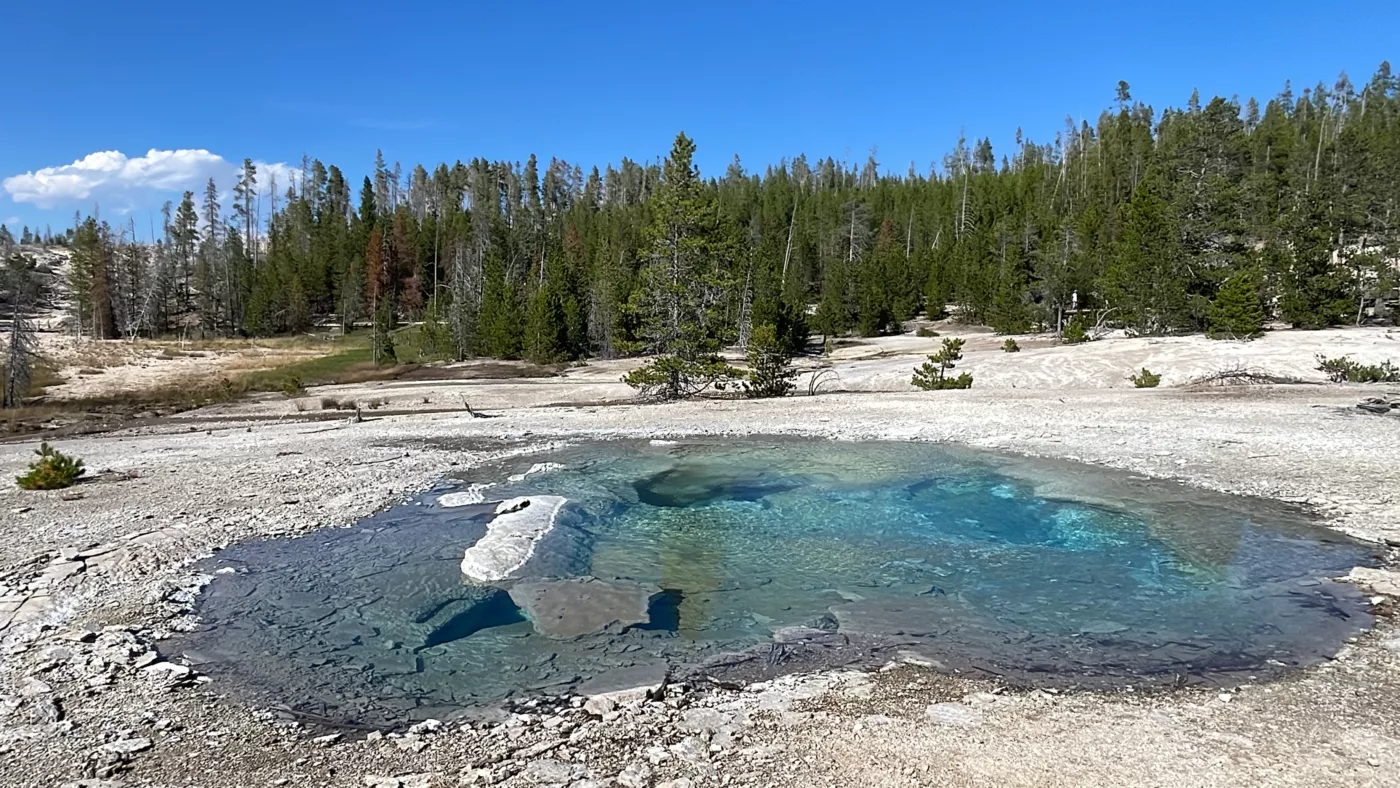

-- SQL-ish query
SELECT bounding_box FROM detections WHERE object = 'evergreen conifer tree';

[1207,269,1266,339]
[1102,173,1190,334]
[371,299,397,366]
[742,323,796,398]
[911,338,973,390]
[477,251,522,358]
[623,133,741,400]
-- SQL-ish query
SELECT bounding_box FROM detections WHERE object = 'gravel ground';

[2,341,1400,787]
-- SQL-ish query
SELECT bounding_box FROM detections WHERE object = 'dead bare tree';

[2,257,38,408]
[1185,364,1309,387]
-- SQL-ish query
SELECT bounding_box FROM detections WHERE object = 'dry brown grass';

[8,332,419,436]
[64,344,131,370]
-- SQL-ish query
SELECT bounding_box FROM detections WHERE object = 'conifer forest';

[20,65,1400,364]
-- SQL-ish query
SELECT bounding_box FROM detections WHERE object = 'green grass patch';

[390,320,456,365]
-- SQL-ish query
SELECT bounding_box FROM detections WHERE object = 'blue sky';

[2,0,1393,236]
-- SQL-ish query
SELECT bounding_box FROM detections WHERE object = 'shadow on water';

[638,589,685,631]
[417,590,526,650]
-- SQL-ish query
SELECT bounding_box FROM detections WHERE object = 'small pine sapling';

[1316,355,1400,383]
[912,338,973,390]
[1129,368,1162,388]
[1061,319,1090,345]
[16,442,85,490]
[1001,338,1020,353]
[743,324,797,398]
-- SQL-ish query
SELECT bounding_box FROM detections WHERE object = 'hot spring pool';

[168,439,1377,726]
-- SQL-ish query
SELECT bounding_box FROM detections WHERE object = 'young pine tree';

[911,338,973,390]
[1207,269,1266,339]
[743,323,796,398]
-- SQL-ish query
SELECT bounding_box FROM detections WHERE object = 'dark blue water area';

[166,439,1379,727]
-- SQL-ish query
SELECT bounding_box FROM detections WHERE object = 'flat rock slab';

[508,577,657,638]
[1348,566,1400,597]
[576,663,668,703]
[98,737,153,755]
[36,561,85,587]
[925,702,981,727]
[1,593,55,631]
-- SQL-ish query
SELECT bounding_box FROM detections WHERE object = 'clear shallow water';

[168,439,1377,726]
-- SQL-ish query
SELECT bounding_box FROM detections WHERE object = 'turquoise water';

[169,439,1376,726]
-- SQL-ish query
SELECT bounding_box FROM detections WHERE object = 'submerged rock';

[633,465,798,508]
[508,577,658,639]
[830,596,1026,641]
[506,462,566,482]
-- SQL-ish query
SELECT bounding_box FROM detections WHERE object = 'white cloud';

[3,148,295,211]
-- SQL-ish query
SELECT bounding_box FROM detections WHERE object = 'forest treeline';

[13,63,1400,363]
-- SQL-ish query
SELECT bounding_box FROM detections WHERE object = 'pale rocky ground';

[211,324,1400,417]
[1,326,1399,787]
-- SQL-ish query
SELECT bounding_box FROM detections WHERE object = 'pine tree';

[286,278,311,333]
[742,323,796,398]
[924,250,953,320]
[371,298,397,365]
[171,191,199,314]
[233,159,258,268]
[524,279,568,364]
[477,249,522,358]
[911,338,973,390]
[623,133,742,400]
[1207,269,1266,339]
[365,226,389,316]
[1102,173,1190,334]
[856,219,898,336]
[70,218,116,339]
[1277,200,1353,329]
[813,257,851,340]
[197,178,228,332]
